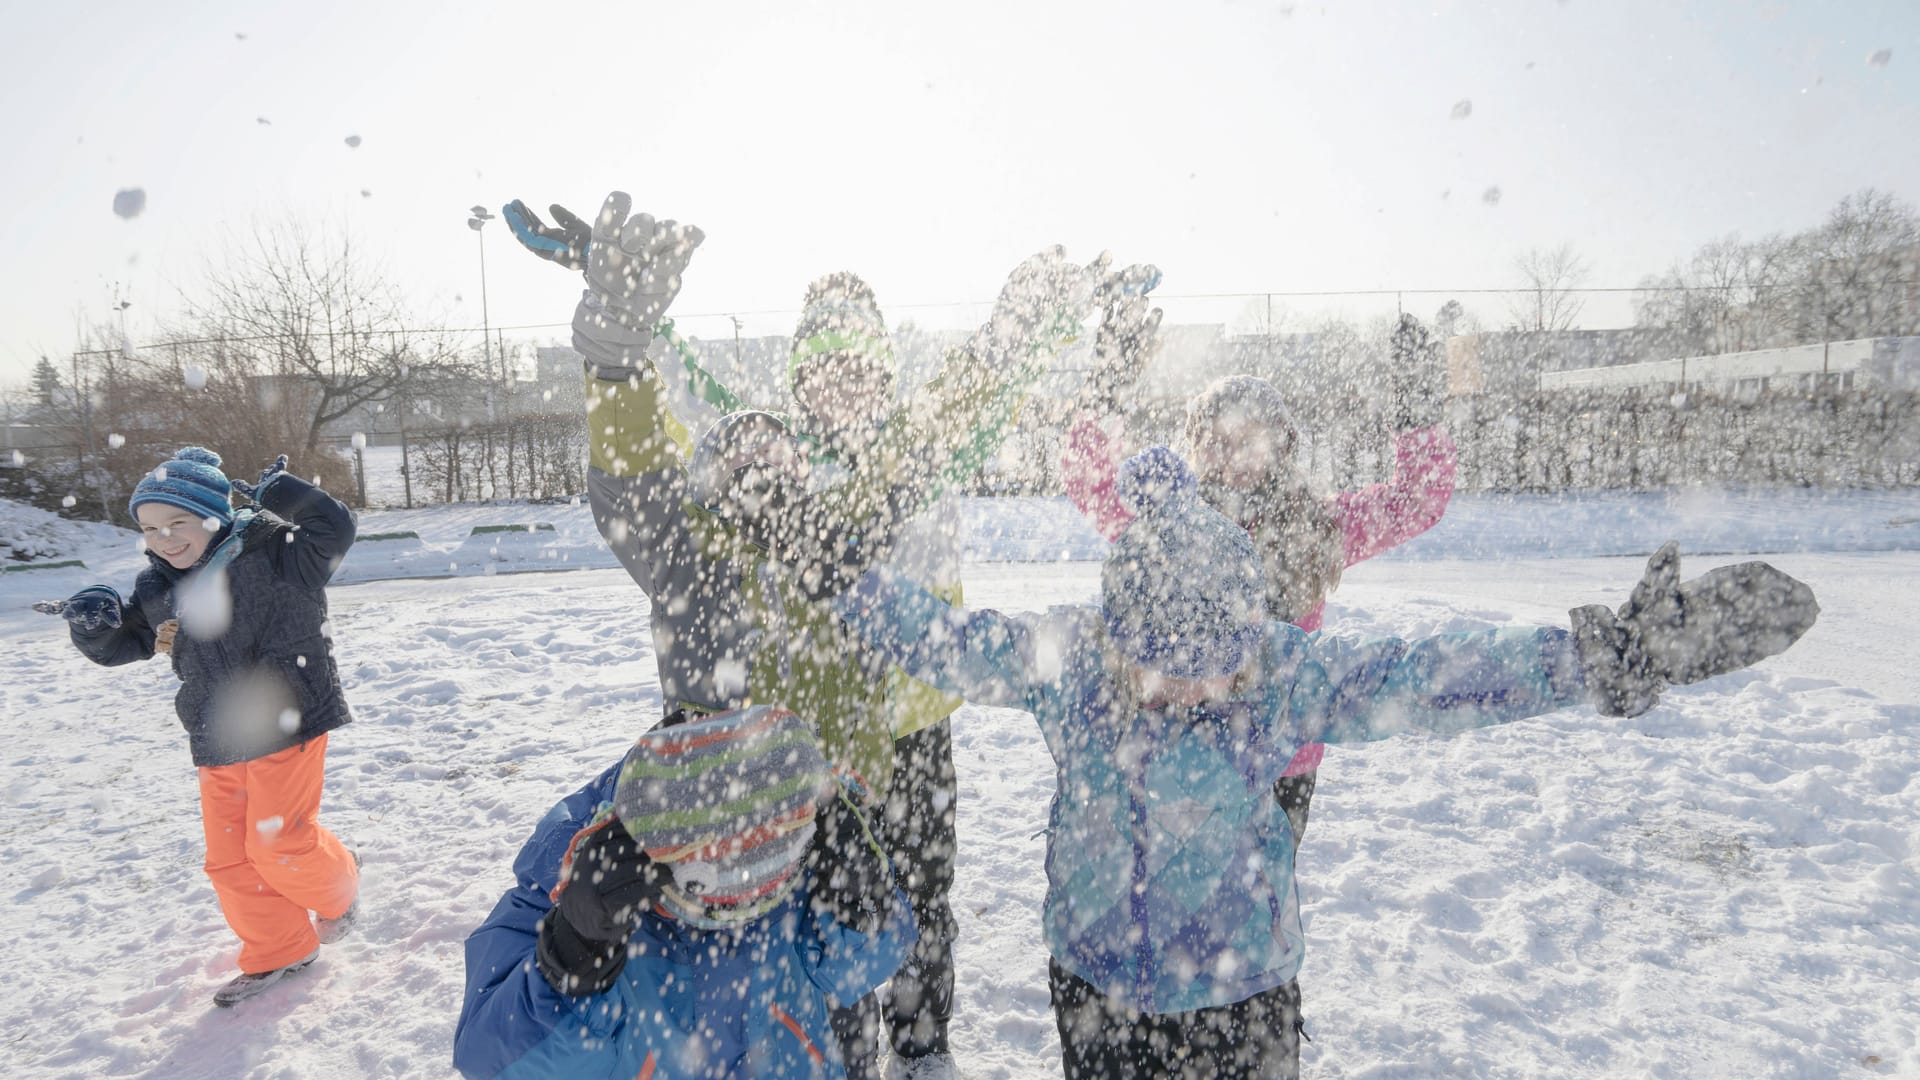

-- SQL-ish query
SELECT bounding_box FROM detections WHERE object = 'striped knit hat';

[611,705,834,929]
[128,447,233,526]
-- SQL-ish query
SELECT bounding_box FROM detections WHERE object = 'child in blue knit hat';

[53,447,363,1007]
[805,445,1819,1079]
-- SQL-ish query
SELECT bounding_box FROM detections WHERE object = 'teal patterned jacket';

[836,569,1589,1013]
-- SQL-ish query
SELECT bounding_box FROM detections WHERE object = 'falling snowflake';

[256,116,272,125]
[1867,49,1892,68]
[107,433,125,449]
[344,134,362,148]
[360,188,373,198]
[62,494,77,508]
[1481,185,1503,206]
[184,365,208,390]
[1451,99,1473,120]
[113,188,146,219]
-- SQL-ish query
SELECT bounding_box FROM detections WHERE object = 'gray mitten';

[969,246,1107,369]
[1571,542,1820,717]
[1078,264,1164,415]
[577,191,705,338]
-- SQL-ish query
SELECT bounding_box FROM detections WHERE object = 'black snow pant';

[1049,960,1305,1080]
[834,718,959,1075]
[1272,768,1316,847]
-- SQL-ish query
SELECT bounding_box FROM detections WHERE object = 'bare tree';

[178,222,465,464]
[1509,243,1591,332]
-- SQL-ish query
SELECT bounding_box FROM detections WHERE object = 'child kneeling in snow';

[813,447,1816,1079]
[453,705,914,1080]
[53,447,362,1006]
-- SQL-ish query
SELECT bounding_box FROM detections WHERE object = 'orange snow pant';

[197,733,359,974]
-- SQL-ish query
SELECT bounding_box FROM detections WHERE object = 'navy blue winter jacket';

[68,473,357,766]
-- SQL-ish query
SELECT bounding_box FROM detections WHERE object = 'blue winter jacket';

[453,760,915,1080]
[835,569,1589,1014]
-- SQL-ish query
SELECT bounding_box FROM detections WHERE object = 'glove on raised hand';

[535,815,673,996]
[971,246,1108,370]
[503,199,592,272]
[579,192,705,337]
[1571,542,1820,717]
[1079,263,1164,415]
[229,454,288,500]
[59,586,123,633]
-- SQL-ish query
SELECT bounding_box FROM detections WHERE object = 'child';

[452,705,915,1079]
[56,447,361,1006]
[812,447,1817,1078]
[522,191,1105,1076]
[1062,314,1458,845]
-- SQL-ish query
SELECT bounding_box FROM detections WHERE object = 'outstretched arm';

[1333,426,1457,566]
[1060,415,1134,541]
[833,568,1054,711]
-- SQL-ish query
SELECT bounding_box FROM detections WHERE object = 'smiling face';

[136,503,217,569]
[791,354,894,442]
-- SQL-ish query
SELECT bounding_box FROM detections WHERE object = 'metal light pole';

[468,205,496,419]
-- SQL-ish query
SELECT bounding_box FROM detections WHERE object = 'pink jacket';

[1060,417,1459,775]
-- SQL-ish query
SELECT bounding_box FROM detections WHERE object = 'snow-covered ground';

[0,493,1916,1078]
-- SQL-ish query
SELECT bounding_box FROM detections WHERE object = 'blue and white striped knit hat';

[128,447,233,526]
[1101,447,1267,680]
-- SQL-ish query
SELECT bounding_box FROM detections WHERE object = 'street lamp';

[467,205,496,418]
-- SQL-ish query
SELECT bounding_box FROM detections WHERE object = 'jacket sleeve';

[1275,624,1589,747]
[658,319,748,414]
[797,878,918,1010]
[67,579,159,666]
[452,765,624,1080]
[1059,413,1135,542]
[1333,426,1457,566]
[255,473,358,590]
[835,568,1062,711]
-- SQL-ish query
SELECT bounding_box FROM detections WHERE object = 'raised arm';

[452,766,624,1079]
[1061,414,1134,541]
[1333,425,1457,566]
[251,470,357,590]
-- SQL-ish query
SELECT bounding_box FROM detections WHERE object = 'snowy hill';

[0,492,1915,1078]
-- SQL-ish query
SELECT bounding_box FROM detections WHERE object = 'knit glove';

[577,191,705,338]
[535,815,673,996]
[969,247,1108,371]
[56,586,123,632]
[154,619,179,655]
[230,454,288,501]
[805,789,895,934]
[1571,543,1820,717]
[1077,264,1164,415]
[504,199,592,272]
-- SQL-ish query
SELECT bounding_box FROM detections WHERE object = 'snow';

[0,492,1915,1078]
[112,188,146,220]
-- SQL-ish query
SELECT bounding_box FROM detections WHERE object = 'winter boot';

[212,949,319,1007]
[316,849,362,945]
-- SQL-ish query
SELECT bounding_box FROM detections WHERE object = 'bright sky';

[1,0,1916,384]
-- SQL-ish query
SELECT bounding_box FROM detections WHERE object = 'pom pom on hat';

[173,446,224,469]
[1116,446,1196,515]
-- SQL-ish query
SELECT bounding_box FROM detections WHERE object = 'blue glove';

[61,586,124,632]
[504,199,591,272]
[231,454,288,500]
